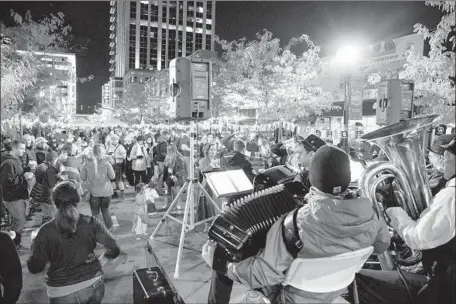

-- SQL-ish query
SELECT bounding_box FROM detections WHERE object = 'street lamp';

[335,45,361,154]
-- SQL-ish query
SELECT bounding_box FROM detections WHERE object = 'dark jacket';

[35,148,48,166]
[0,231,23,304]
[27,215,120,287]
[20,147,37,171]
[0,154,29,202]
[220,151,256,183]
[293,168,312,192]
[31,163,59,205]
[155,136,168,162]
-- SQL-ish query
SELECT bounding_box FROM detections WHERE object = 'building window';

[207,1,212,18]
[130,1,137,19]
[168,29,177,61]
[195,33,203,50]
[206,35,211,50]
[151,4,158,22]
[206,23,212,31]
[162,7,168,23]
[186,32,193,54]
[129,24,136,69]
[140,2,148,20]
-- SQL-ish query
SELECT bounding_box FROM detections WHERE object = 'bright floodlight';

[335,45,361,66]
[39,91,45,97]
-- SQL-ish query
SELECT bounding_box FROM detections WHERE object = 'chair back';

[283,246,374,293]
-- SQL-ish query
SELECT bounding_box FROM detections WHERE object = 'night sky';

[0,1,442,114]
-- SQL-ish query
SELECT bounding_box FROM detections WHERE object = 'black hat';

[309,145,351,195]
[441,138,456,155]
[137,135,144,141]
[429,134,456,155]
[301,134,326,152]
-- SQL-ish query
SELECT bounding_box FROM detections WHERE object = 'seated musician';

[351,139,456,304]
[293,134,326,190]
[427,134,455,196]
[203,145,391,303]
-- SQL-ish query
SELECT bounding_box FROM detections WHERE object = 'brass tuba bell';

[358,114,440,270]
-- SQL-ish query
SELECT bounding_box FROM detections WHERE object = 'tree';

[400,1,455,122]
[113,69,171,124]
[215,30,336,122]
[1,10,93,122]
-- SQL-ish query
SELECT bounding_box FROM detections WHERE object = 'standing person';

[123,137,134,187]
[130,136,148,187]
[0,139,33,248]
[106,135,127,199]
[131,182,158,240]
[80,144,115,231]
[27,181,126,304]
[145,137,154,182]
[155,130,169,190]
[30,150,62,225]
[34,137,49,166]
[0,230,23,304]
[21,134,37,172]
[427,134,456,196]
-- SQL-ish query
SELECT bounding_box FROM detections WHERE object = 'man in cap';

[106,134,127,199]
[203,145,390,303]
[352,138,456,304]
[427,134,456,196]
[293,134,326,191]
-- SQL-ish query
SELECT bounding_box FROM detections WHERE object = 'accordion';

[208,184,297,270]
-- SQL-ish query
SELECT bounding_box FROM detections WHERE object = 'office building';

[109,0,216,79]
[24,51,77,116]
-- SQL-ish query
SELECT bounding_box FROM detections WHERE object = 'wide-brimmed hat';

[429,134,456,155]
[440,138,456,155]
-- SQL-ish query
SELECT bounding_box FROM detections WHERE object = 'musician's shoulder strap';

[282,207,303,258]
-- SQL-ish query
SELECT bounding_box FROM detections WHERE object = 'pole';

[19,107,23,139]
[342,75,350,154]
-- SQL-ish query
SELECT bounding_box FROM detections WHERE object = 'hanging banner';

[349,92,363,121]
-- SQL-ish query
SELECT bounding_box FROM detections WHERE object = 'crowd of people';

[0,123,454,304]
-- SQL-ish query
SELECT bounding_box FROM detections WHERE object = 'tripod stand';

[150,121,221,279]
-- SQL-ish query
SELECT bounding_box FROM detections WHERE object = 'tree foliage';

[400,1,455,122]
[1,10,93,122]
[215,30,336,122]
[113,69,171,124]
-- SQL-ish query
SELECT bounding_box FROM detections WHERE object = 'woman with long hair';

[27,181,125,304]
[164,143,187,208]
[80,144,116,230]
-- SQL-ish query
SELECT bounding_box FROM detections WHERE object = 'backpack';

[158,141,168,159]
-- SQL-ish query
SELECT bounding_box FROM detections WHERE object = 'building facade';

[109,0,216,78]
[33,51,77,117]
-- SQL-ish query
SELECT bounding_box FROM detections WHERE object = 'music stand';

[150,121,221,279]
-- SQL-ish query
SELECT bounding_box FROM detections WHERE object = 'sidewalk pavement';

[16,187,251,303]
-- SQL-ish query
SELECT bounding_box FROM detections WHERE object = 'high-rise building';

[19,51,77,116]
[109,0,216,79]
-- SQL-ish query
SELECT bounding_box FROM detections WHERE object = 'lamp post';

[335,46,361,154]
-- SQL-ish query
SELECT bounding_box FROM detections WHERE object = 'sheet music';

[205,169,253,197]
[207,172,237,196]
[227,170,253,192]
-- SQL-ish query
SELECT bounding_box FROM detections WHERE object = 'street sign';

[435,125,447,136]
[341,131,348,138]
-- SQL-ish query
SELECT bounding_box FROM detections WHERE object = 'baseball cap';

[429,134,456,155]
[440,138,456,155]
[301,134,326,152]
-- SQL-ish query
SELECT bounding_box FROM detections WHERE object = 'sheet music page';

[227,170,253,192]
[207,172,237,196]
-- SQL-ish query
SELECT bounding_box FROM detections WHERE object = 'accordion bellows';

[209,184,297,262]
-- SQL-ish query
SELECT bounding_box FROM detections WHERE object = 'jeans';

[349,269,428,304]
[208,270,233,304]
[133,170,147,186]
[3,199,27,233]
[89,196,113,229]
[49,278,105,304]
[112,163,124,191]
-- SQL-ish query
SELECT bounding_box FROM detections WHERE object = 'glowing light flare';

[335,45,362,66]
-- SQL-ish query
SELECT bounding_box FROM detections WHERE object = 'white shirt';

[386,178,455,250]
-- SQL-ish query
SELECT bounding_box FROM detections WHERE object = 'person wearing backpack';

[30,150,62,224]
[155,131,169,191]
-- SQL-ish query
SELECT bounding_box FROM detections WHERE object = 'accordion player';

[208,184,303,273]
